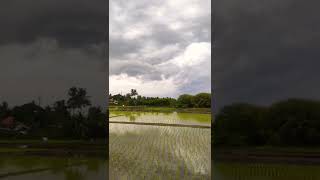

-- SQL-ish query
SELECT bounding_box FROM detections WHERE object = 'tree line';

[213,98,320,147]
[0,87,107,140]
[109,89,211,108]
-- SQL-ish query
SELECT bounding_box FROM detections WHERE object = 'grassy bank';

[109,106,211,114]
[0,140,107,157]
[214,147,320,164]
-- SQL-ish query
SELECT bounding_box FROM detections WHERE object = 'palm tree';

[130,89,138,96]
[130,89,138,106]
[67,87,91,115]
[67,87,91,138]
[67,87,78,115]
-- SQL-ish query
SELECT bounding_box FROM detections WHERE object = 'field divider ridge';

[109,121,211,129]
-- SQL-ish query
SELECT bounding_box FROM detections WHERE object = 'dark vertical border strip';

[105,0,110,178]
[211,0,216,176]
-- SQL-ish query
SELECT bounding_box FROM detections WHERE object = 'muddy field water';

[109,111,212,179]
[213,162,320,180]
[0,155,107,180]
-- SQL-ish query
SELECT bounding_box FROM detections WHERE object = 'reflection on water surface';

[213,162,320,180]
[109,111,211,179]
[0,155,106,180]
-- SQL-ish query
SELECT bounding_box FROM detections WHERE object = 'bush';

[213,98,320,147]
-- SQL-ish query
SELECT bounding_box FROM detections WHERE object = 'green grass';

[0,140,107,158]
[109,110,212,123]
[0,139,106,145]
[214,146,320,163]
[0,139,107,155]
[109,106,211,114]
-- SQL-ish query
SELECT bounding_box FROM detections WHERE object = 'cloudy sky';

[0,0,107,107]
[214,0,320,108]
[2,0,317,110]
[109,0,211,97]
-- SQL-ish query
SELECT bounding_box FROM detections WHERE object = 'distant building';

[1,116,15,129]
[109,98,118,105]
[0,116,30,135]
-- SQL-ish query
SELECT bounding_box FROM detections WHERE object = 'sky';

[1,0,318,109]
[214,0,320,108]
[0,0,107,107]
[109,0,211,97]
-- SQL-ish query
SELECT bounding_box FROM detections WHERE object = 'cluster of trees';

[109,89,211,108]
[0,87,107,140]
[213,99,320,147]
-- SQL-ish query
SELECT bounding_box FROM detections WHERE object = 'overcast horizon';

[109,0,211,98]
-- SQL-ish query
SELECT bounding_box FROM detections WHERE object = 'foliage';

[109,89,211,108]
[0,87,106,140]
[177,94,194,108]
[67,87,91,114]
[213,98,320,147]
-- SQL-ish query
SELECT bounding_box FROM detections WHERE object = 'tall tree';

[67,87,91,115]
[130,89,138,97]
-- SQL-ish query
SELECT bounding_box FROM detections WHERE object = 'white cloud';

[109,0,211,97]
[163,42,211,67]
[122,23,152,40]
[109,74,178,97]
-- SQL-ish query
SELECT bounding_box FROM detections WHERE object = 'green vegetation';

[109,106,211,114]
[213,98,320,147]
[0,87,107,140]
[0,139,107,157]
[109,89,211,108]
[109,111,212,124]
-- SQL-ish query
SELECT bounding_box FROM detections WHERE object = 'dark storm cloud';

[0,0,107,107]
[110,60,157,77]
[213,0,320,109]
[0,0,106,48]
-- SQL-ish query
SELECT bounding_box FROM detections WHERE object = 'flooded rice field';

[0,155,107,180]
[109,111,320,180]
[213,162,320,180]
[2,111,319,179]
[109,111,211,179]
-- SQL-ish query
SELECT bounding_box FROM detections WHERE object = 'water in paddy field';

[109,111,211,179]
[213,162,320,180]
[0,156,107,180]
